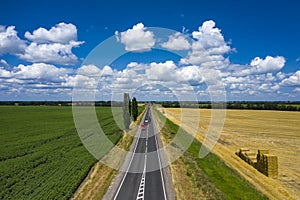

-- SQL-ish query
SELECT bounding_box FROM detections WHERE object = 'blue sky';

[0,0,299,101]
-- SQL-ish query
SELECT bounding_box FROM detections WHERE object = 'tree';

[132,97,138,121]
[123,93,131,130]
[129,98,132,116]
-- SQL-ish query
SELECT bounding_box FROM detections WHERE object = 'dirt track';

[159,108,300,200]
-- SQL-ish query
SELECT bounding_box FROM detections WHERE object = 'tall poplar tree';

[123,93,131,130]
[132,97,138,121]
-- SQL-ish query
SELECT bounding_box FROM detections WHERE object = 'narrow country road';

[113,106,167,200]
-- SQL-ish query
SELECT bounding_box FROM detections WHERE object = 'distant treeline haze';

[160,101,300,111]
[0,101,299,111]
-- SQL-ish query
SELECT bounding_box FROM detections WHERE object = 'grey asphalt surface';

[114,106,166,200]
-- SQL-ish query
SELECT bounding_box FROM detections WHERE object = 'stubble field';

[160,108,300,199]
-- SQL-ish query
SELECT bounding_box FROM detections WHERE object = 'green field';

[0,106,125,199]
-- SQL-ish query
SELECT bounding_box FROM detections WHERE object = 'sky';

[0,0,300,101]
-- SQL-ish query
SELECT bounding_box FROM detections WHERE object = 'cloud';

[19,41,83,65]
[0,23,83,65]
[13,63,71,81]
[113,61,209,91]
[276,71,287,80]
[64,65,114,91]
[192,20,230,51]
[180,20,231,68]
[63,75,98,88]
[77,64,101,76]
[280,70,300,86]
[126,62,149,71]
[250,56,285,74]
[101,65,114,76]
[224,76,247,84]
[271,84,280,91]
[234,56,286,76]
[0,25,26,55]
[161,32,190,50]
[0,67,11,78]
[175,65,204,83]
[0,62,116,100]
[145,60,177,81]
[21,22,84,65]
[25,23,77,44]
[115,23,155,52]
[0,21,297,101]
[77,64,113,77]
[0,59,9,69]
[222,71,283,97]
[293,87,300,92]
[0,62,75,100]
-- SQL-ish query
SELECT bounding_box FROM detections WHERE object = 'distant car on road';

[145,119,148,123]
[141,123,145,130]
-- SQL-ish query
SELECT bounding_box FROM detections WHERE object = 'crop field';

[159,107,300,199]
[0,106,123,199]
[154,109,267,199]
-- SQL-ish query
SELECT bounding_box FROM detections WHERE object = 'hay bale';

[261,154,278,177]
[258,149,269,155]
[245,151,256,157]
[257,149,269,162]
[240,148,250,152]
[236,148,277,177]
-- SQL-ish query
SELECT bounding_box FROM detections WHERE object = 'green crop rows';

[0,106,123,199]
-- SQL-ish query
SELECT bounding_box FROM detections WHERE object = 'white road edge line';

[113,117,144,200]
[151,107,167,200]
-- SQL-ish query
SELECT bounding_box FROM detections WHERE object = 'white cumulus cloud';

[13,63,70,81]
[250,56,285,74]
[0,67,11,78]
[175,65,204,83]
[25,23,77,44]
[180,20,231,68]
[234,56,286,76]
[192,20,230,51]
[276,71,286,80]
[63,75,98,88]
[19,41,83,65]
[77,65,113,77]
[115,23,155,52]
[161,32,190,50]
[0,25,26,55]
[20,22,84,65]
[146,60,177,81]
[281,70,300,86]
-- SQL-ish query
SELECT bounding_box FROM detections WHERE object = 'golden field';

[159,108,300,200]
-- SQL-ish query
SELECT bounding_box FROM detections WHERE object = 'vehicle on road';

[141,123,145,130]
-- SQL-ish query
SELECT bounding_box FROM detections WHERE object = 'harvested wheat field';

[158,107,300,200]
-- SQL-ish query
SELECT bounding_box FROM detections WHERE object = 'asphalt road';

[114,106,167,200]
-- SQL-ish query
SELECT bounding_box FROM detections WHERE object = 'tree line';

[123,93,139,130]
[0,101,124,106]
[160,101,300,112]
